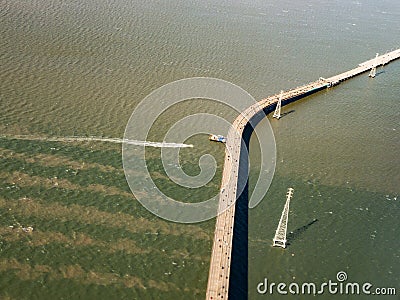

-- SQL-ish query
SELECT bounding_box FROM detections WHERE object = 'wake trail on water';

[2,135,193,148]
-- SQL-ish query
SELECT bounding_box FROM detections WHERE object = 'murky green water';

[0,0,399,299]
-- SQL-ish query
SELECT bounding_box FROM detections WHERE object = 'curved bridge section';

[205,49,400,300]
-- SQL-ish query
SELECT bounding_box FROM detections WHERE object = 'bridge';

[205,49,400,300]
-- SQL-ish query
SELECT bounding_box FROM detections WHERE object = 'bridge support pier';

[273,91,283,119]
[369,53,379,78]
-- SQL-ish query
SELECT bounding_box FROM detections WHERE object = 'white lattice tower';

[272,188,294,248]
[273,90,283,119]
[369,53,379,78]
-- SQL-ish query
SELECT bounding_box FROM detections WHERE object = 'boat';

[209,134,226,143]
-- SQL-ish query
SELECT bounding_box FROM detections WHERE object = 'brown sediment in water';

[0,147,121,173]
[0,197,210,240]
[0,258,182,291]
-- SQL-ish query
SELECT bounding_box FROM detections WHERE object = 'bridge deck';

[205,49,400,300]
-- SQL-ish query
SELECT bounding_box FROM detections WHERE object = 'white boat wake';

[2,135,193,148]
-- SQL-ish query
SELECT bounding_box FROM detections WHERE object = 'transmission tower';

[272,188,294,248]
[273,90,284,119]
[369,53,379,78]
